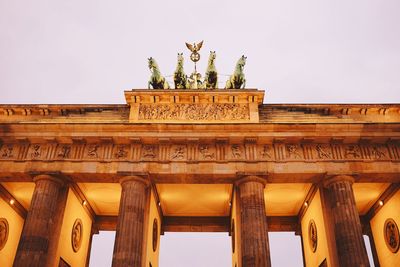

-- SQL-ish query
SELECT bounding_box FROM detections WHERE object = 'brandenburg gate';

[0,89,399,267]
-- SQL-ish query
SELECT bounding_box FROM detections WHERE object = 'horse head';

[148,57,155,70]
[237,55,247,70]
[148,57,161,72]
[208,51,216,63]
[177,53,184,66]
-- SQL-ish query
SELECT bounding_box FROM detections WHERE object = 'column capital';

[235,175,267,188]
[119,175,150,188]
[323,174,356,188]
[32,174,65,186]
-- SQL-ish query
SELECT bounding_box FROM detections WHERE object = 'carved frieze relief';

[260,145,273,160]
[86,144,100,159]
[171,145,186,160]
[113,145,129,159]
[1,145,13,158]
[30,144,43,159]
[231,145,244,160]
[142,145,157,160]
[57,145,72,159]
[344,145,362,159]
[199,145,215,160]
[315,144,332,159]
[0,141,399,163]
[286,144,302,159]
[138,103,250,121]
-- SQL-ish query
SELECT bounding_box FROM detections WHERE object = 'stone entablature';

[0,101,400,124]
[1,139,399,163]
[125,89,264,123]
[0,104,128,123]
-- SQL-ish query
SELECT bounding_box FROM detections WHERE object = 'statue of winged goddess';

[185,40,204,89]
[186,40,203,64]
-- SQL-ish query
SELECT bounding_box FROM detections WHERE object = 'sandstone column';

[112,176,149,267]
[236,176,271,267]
[13,174,67,267]
[324,175,370,267]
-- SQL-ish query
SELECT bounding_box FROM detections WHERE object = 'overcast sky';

[1,0,399,266]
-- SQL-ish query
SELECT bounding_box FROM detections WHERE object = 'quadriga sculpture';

[148,57,170,89]
[204,51,218,89]
[173,53,188,89]
[225,55,247,89]
[188,72,203,89]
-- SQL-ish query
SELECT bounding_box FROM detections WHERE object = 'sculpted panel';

[308,219,318,253]
[0,141,398,163]
[230,145,244,160]
[199,145,215,160]
[0,218,9,251]
[71,219,83,252]
[57,145,72,159]
[30,144,43,159]
[171,145,186,160]
[113,145,129,159]
[286,144,302,159]
[138,103,250,121]
[142,145,158,160]
[344,145,362,159]
[315,144,332,159]
[259,144,273,160]
[152,218,158,252]
[384,218,400,253]
[1,145,13,159]
[86,144,100,159]
[369,145,389,160]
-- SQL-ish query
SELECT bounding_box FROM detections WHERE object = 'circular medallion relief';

[152,218,158,252]
[0,218,9,251]
[308,220,318,253]
[384,218,400,253]
[71,219,83,252]
[231,219,235,253]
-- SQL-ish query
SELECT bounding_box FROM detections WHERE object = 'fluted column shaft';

[112,176,149,267]
[324,175,370,267]
[13,174,66,267]
[237,176,271,267]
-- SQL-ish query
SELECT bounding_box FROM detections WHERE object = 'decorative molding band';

[0,140,399,163]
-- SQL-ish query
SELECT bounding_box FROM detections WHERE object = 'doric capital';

[323,174,356,188]
[119,175,150,188]
[33,174,65,186]
[235,175,267,188]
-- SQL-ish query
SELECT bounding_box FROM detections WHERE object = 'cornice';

[0,103,399,124]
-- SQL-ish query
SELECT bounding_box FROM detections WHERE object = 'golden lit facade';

[0,89,400,267]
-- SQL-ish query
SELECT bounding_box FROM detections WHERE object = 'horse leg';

[164,79,170,89]
[225,78,232,89]
[242,78,246,89]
